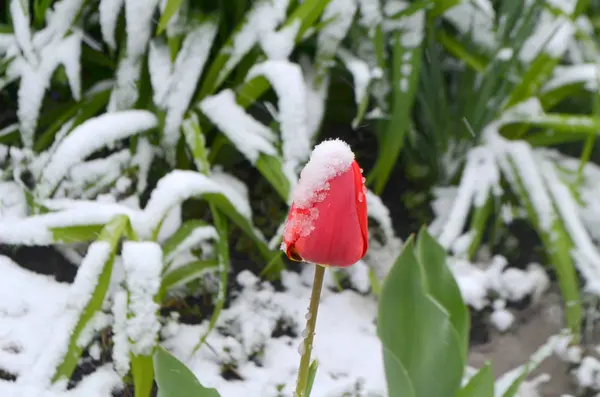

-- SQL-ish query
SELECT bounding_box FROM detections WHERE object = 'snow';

[19,242,112,387]
[160,21,218,160]
[259,20,300,60]
[0,181,27,219]
[199,89,278,163]
[543,64,599,93]
[217,0,289,87]
[337,48,375,126]
[162,268,386,397]
[444,1,496,50]
[246,60,310,177]
[289,139,355,209]
[520,11,574,63]
[99,0,124,50]
[122,242,162,356]
[490,300,514,332]
[111,289,130,376]
[13,33,83,148]
[437,146,501,250]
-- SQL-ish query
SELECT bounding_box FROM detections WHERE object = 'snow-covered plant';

[0,0,402,395]
[386,0,600,344]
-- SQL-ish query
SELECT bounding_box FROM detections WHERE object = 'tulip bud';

[281,139,368,267]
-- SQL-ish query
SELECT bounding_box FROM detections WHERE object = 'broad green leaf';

[416,227,470,360]
[52,215,130,382]
[50,224,104,243]
[457,363,494,397]
[131,354,155,397]
[159,259,219,301]
[156,0,184,35]
[378,236,464,397]
[154,347,221,397]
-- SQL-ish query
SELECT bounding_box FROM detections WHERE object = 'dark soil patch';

[0,245,77,283]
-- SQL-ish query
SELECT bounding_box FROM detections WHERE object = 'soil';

[468,290,574,396]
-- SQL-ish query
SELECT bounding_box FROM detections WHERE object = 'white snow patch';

[122,242,162,356]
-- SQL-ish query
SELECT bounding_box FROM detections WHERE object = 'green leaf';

[156,0,184,35]
[33,0,51,26]
[162,220,211,264]
[50,224,104,243]
[193,207,229,353]
[35,88,111,153]
[182,113,210,174]
[368,30,423,194]
[504,152,582,341]
[416,227,470,360]
[501,365,529,397]
[305,360,319,397]
[159,259,219,302]
[255,154,291,201]
[132,354,155,397]
[52,215,130,382]
[457,363,494,397]
[377,236,464,397]
[154,347,221,397]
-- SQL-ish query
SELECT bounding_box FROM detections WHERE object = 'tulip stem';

[295,264,326,397]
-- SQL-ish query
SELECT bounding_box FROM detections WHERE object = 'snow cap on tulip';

[281,139,368,267]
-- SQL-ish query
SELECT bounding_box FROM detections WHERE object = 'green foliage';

[52,215,131,382]
[154,347,221,397]
[377,229,466,397]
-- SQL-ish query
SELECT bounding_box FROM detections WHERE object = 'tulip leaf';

[416,227,470,360]
[457,363,495,397]
[154,347,221,397]
[377,235,465,397]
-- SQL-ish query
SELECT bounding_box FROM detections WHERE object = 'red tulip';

[281,139,368,267]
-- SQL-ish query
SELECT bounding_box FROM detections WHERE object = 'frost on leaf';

[142,170,254,238]
[99,0,125,50]
[149,20,218,163]
[215,0,290,88]
[199,90,278,164]
[247,60,310,178]
[314,0,358,80]
[19,242,112,387]
[108,0,160,111]
[437,146,501,250]
[13,33,82,148]
[37,110,158,198]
